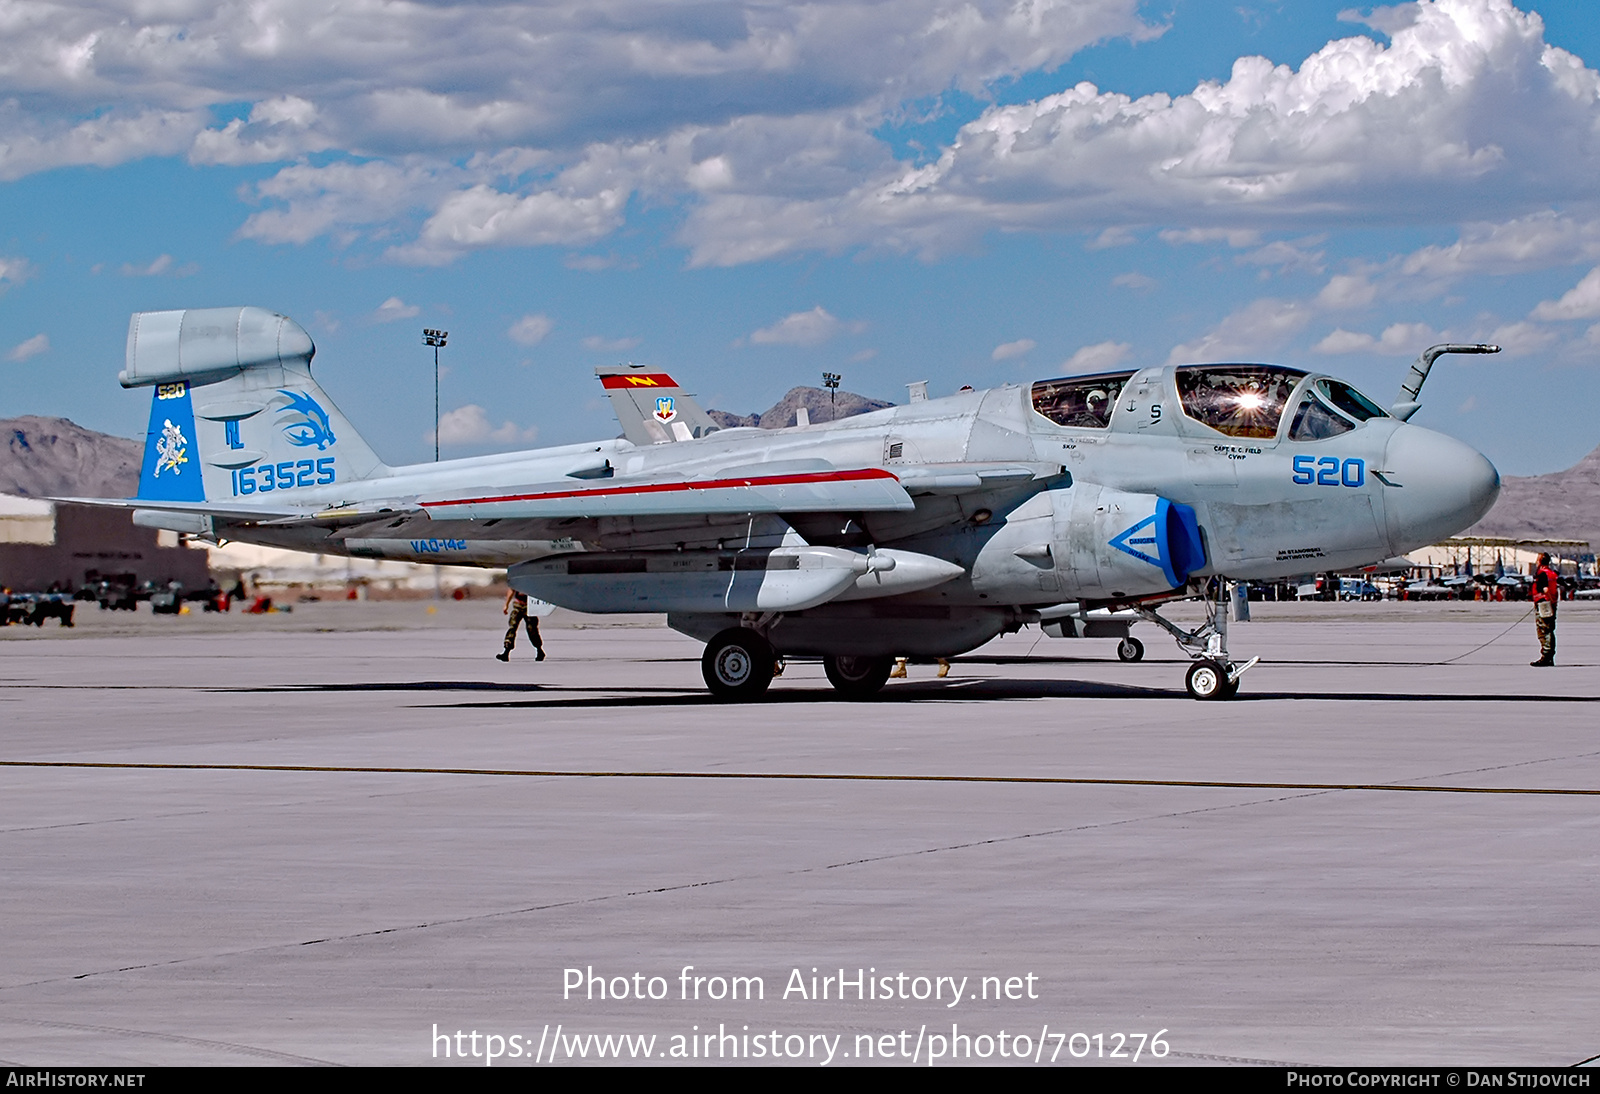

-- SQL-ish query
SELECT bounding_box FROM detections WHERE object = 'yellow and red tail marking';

[600,374,678,389]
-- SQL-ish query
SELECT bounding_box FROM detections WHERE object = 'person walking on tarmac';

[1531,553,1560,667]
[497,588,545,662]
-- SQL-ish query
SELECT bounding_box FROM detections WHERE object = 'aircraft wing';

[57,459,913,531]
[417,460,914,521]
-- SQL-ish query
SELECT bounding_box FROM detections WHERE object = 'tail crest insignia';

[276,390,337,450]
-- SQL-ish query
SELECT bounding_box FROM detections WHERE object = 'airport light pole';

[423,328,448,461]
[822,371,841,406]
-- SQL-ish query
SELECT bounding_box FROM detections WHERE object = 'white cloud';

[190,97,332,166]
[0,105,201,182]
[0,256,34,295]
[0,0,1144,255]
[373,297,420,323]
[118,254,198,277]
[1312,328,1379,355]
[1531,267,1600,320]
[508,314,554,346]
[1159,229,1262,249]
[1239,239,1325,275]
[1062,341,1131,372]
[564,253,637,272]
[7,333,49,362]
[1167,299,1314,364]
[394,184,629,265]
[239,160,458,247]
[582,335,641,353]
[432,405,539,447]
[1087,227,1137,250]
[1315,273,1378,310]
[1400,211,1600,280]
[1341,5,1425,36]
[1112,272,1156,291]
[1483,319,1556,354]
[1373,321,1443,353]
[679,0,1600,266]
[991,338,1036,361]
[122,254,171,277]
[748,306,856,347]
[10,0,1599,273]
[0,0,1152,179]
[1312,321,1445,355]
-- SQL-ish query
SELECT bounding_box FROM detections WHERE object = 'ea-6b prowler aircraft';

[85,306,1501,701]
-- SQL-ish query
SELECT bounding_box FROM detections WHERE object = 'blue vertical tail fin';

[125,307,388,503]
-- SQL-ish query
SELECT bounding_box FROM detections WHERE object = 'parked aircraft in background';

[75,307,1500,700]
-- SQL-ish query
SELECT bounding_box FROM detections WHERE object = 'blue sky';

[3,0,1600,474]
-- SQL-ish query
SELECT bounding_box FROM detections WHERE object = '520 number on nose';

[1292,455,1364,487]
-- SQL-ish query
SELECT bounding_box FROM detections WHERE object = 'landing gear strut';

[1134,579,1259,701]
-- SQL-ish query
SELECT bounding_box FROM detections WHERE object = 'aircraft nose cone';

[1382,426,1500,552]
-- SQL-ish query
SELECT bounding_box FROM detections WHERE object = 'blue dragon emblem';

[275,390,337,450]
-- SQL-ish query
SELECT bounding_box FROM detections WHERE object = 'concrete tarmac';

[1,600,1597,1067]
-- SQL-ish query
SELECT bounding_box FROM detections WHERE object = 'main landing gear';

[701,627,776,701]
[1134,579,1259,701]
[701,626,901,702]
[823,655,895,700]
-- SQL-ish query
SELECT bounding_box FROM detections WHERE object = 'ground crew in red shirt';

[1531,553,1560,667]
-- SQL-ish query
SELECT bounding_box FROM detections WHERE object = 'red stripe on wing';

[420,467,898,509]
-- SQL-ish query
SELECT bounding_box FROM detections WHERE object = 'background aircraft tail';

[596,363,720,445]
[123,307,388,503]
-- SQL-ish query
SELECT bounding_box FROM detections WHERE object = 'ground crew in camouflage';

[497,589,545,662]
[1531,553,1559,667]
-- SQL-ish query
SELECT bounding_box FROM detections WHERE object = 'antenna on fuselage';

[1390,342,1500,422]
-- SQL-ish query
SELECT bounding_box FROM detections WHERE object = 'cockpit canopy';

[1175,364,1306,439]
[1030,372,1131,429]
[1030,363,1389,441]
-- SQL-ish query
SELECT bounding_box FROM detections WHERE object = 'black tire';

[823,655,894,699]
[701,628,775,701]
[1185,659,1232,701]
[1116,637,1145,662]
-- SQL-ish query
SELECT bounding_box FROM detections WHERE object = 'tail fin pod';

[596,363,720,445]
[124,307,388,502]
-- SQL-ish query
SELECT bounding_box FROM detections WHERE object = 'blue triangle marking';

[1109,513,1163,570]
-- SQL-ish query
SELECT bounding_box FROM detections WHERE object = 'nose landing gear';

[1134,579,1259,701]
[1184,659,1237,701]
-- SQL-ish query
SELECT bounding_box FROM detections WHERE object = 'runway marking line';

[0,760,1595,797]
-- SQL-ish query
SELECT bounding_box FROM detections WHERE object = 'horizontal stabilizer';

[122,307,314,389]
[52,495,312,522]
